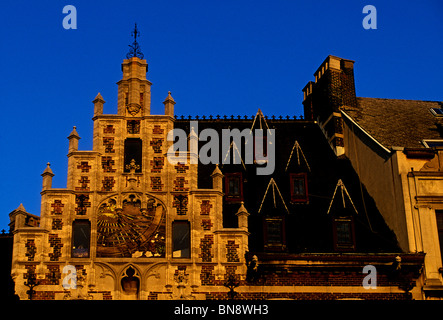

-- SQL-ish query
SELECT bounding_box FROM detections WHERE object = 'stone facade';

[8,51,433,300]
[9,56,248,300]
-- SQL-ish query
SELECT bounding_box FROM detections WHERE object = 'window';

[224,172,243,202]
[172,221,190,258]
[430,108,443,117]
[332,217,355,251]
[263,217,286,251]
[72,220,91,258]
[124,138,142,172]
[290,173,308,202]
[422,140,443,148]
[435,210,443,264]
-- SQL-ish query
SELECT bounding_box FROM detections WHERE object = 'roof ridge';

[357,96,442,103]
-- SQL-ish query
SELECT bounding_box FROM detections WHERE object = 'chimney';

[302,55,357,156]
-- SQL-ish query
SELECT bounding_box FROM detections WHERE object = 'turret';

[211,164,223,191]
[93,92,105,116]
[41,162,54,190]
[67,126,80,153]
[163,91,176,117]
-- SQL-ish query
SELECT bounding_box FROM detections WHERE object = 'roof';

[342,97,443,149]
[175,117,402,254]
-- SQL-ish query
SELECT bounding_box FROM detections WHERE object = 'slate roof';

[175,118,401,254]
[342,97,443,149]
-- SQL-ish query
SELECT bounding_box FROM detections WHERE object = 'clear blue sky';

[0,0,442,230]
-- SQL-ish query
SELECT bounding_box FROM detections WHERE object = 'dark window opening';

[72,220,91,258]
[332,217,355,252]
[263,217,286,252]
[224,172,243,202]
[124,138,142,172]
[172,221,191,258]
[290,173,308,203]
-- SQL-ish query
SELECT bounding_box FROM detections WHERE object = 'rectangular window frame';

[263,217,286,252]
[124,138,143,172]
[71,219,91,258]
[172,220,191,259]
[290,173,309,203]
[332,217,356,252]
[224,172,244,202]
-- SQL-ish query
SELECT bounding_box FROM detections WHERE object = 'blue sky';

[0,0,442,230]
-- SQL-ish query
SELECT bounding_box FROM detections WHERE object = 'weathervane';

[126,23,144,59]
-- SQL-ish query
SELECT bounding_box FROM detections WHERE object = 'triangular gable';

[285,140,311,172]
[258,178,290,214]
[250,108,273,136]
[327,179,358,215]
[222,140,247,171]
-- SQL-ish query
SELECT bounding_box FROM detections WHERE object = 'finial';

[126,23,144,59]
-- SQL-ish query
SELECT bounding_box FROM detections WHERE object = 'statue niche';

[96,194,166,257]
[121,266,140,300]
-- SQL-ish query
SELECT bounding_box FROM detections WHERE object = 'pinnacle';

[42,162,54,176]
[163,91,175,103]
[16,203,26,212]
[93,92,105,102]
[68,126,80,139]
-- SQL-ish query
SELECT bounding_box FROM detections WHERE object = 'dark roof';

[342,97,443,149]
[175,117,401,254]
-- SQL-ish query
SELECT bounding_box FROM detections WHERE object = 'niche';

[121,266,140,300]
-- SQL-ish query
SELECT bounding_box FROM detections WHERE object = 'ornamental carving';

[96,194,166,257]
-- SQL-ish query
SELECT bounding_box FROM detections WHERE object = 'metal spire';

[126,23,144,59]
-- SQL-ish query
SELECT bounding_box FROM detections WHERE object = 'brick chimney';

[302,55,357,156]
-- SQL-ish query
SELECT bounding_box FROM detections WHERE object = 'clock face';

[96,196,166,258]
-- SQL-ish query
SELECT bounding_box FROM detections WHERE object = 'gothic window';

[172,220,191,258]
[224,172,243,202]
[263,217,286,252]
[332,217,355,252]
[290,173,308,203]
[124,138,142,172]
[71,220,91,258]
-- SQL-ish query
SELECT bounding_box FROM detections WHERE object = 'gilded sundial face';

[96,196,166,258]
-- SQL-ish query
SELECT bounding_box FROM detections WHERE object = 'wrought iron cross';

[126,23,144,59]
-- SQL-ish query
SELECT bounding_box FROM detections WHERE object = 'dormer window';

[224,172,243,202]
[422,139,443,148]
[430,108,443,117]
[332,217,355,252]
[289,173,308,203]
